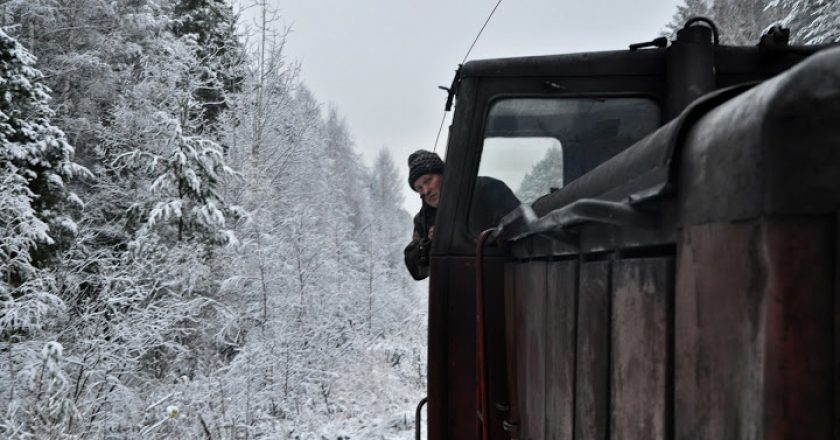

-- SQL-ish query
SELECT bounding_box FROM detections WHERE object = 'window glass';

[478,97,660,205]
[480,137,563,205]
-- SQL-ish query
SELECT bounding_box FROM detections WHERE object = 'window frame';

[465,92,663,239]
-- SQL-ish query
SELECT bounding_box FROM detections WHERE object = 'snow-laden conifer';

[113,36,244,246]
[0,28,88,262]
[665,0,839,45]
[0,28,84,337]
[170,0,246,132]
[517,145,564,203]
[1,2,426,438]
[767,0,840,43]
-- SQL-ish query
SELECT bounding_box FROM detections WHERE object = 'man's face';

[413,173,443,208]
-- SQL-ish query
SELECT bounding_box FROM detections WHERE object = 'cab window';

[478,97,661,205]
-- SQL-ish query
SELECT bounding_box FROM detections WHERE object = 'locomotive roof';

[460,48,665,78]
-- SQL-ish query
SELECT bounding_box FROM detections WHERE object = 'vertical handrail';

[415,397,428,440]
[475,229,495,440]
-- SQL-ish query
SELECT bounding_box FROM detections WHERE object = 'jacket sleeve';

[404,216,431,281]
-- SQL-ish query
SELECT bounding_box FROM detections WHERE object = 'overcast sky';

[251,0,680,213]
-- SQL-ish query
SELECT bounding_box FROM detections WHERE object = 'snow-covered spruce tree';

[666,0,839,45]
[2,0,243,242]
[767,0,840,43]
[0,28,87,270]
[0,28,88,438]
[116,36,243,246]
[517,145,564,203]
[1,0,174,169]
[170,0,246,133]
[664,0,787,44]
[0,28,81,329]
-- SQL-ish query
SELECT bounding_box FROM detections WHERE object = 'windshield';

[479,97,661,205]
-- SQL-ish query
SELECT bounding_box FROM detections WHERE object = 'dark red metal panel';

[504,262,521,440]
[428,258,449,440]
[519,261,547,440]
[835,212,839,440]
[763,218,834,439]
[674,218,834,439]
[447,258,477,440]
[546,261,578,440]
[482,258,510,440]
[514,263,529,440]
[575,261,611,440]
[430,255,512,440]
[611,258,673,440]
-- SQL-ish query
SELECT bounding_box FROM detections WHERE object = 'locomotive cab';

[425,20,840,440]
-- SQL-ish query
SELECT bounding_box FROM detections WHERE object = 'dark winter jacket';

[403,176,519,281]
[404,204,436,281]
[467,176,520,237]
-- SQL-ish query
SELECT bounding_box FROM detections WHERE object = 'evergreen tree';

[664,0,786,44]
[517,146,564,203]
[0,28,83,437]
[170,0,246,132]
[105,30,243,246]
[0,2,427,437]
[0,28,87,287]
[665,0,838,45]
[768,0,840,43]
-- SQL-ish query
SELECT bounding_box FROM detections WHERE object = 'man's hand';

[428,226,435,240]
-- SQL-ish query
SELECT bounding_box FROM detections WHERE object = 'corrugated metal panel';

[503,262,521,439]
[674,218,833,439]
[575,261,611,440]
[611,258,672,439]
[517,261,547,440]
[546,261,578,440]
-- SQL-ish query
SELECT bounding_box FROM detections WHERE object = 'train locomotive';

[420,18,840,440]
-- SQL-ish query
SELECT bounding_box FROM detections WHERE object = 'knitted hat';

[408,150,445,189]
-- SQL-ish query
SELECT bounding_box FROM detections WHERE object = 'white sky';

[248,0,680,213]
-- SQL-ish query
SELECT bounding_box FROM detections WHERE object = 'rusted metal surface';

[504,262,521,439]
[666,24,715,119]
[517,261,547,440]
[763,218,834,439]
[677,48,840,226]
[427,26,837,440]
[482,258,511,440]
[429,255,510,440]
[674,218,834,439]
[575,261,611,440]
[427,258,449,440]
[546,261,578,440]
[835,212,839,439]
[514,263,529,440]
[611,258,673,440]
[475,231,493,440]
[446,258,477,440]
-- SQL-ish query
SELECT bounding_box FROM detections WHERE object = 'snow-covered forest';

[664,0,840,44]
[1,0,838,438]
[1,0,423,438]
